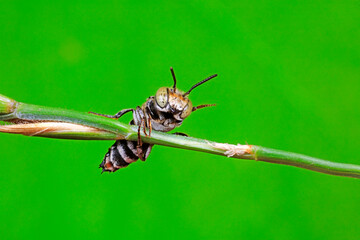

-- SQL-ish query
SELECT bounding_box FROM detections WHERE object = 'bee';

[90,67,217,173]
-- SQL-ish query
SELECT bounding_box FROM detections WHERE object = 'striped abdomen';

[100,140,152,173]
[99,98,181,173]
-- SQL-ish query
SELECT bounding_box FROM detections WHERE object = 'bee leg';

[141,118,148,136]
[88,108,133,119]
[172,132,189,137]
[136,122,146,161]
[144,108,153,137]
[88,112,117,118]
[148,116,152,136]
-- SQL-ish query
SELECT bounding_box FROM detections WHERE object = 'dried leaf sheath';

[0,122,118,140]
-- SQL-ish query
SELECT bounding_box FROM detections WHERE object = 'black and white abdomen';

[100,140,152,173]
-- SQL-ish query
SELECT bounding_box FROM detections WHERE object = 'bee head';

[155,67,217,120]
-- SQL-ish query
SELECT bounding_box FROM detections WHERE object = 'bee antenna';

[183,74,217,96]
[170,67,177,91]
[192,104,216,112]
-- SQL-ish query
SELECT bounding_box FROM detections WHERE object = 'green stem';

[253,147,360,178]
[1,94,359,179]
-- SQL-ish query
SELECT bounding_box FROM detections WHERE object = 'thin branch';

[1,93,359,179]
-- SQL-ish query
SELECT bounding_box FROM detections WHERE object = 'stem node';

[0,94,17,115]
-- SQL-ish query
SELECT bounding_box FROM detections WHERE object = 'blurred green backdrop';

[0,1,359,239]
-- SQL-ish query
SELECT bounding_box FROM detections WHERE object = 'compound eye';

[180,101,193,119]
[155,87,169,108]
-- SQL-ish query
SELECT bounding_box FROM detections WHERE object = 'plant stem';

[1,94,359,179]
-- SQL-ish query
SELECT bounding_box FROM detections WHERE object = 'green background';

[0,1,359,239]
